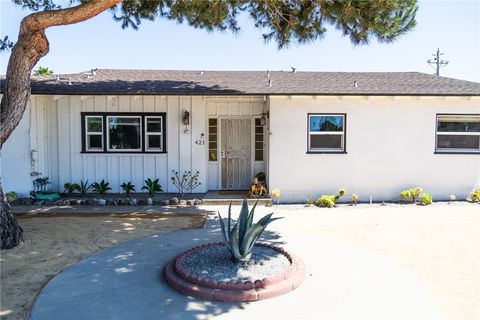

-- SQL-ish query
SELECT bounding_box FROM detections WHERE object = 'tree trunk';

[0,146,23,249]
[0,0,122,249]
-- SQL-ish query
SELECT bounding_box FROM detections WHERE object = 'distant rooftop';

[2,69,480,96]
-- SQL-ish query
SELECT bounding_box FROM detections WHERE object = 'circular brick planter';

[164,242,305,302]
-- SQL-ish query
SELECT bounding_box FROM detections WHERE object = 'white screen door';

[220,118,252,189]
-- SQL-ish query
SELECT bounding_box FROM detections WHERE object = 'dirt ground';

[262,202,480,320]
[0,214,206,320]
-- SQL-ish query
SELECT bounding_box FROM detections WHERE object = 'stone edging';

[164,242,305,302]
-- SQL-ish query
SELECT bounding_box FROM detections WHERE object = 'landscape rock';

[193,199,202,206]
[169,197,179,205]
[120,199,131,205]
[186,200,192,206]
[179,200,187,205]
[129,198,137,206]
[146,198,153,205]
[161,200,169,206]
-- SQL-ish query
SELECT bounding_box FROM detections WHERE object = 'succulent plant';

[121,182,136,196]
[142,178,163,197]
[90,179,111,195]
[79,179,91,194]
[218,199,282,263]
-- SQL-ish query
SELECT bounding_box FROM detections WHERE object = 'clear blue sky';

[1,0,479,82]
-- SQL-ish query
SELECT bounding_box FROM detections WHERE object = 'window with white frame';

[82,113,166,153]
[436,114,480,153]
[85,116,103,151]
[145,116,163,151]
[308,114,346,152]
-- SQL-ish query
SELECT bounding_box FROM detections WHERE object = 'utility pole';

[427,48,449,76]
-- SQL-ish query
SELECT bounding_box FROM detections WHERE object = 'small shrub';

[120,182,136,196]
[79,179,91,194]
[315,195,336,208]
[64,182,80,194]
[400,187,422,203]
[6,191,17,203]
[315,189,346,208]
[470,188,480,202]
[142,178,163,197]
[306,197,314,206]
[420,193,432,205]
[351,193,359,205]
[170,170,201,196]
[91,180,111,195]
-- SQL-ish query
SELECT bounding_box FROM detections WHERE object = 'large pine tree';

[0,0,417,249]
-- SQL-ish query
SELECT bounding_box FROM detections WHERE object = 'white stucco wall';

[268,95,480,203]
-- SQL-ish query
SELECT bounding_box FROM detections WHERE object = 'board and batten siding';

[268,95,480,203]
[205,96,267,190]
[2,94,267,196]
[21,94,209,194]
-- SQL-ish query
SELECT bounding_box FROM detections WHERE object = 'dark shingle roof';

[4,69,480,96]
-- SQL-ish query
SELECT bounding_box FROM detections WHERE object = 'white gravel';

[181,245,291,282]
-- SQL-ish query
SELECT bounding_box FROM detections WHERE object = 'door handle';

[220,150,226,158]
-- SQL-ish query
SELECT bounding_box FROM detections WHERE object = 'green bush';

[91,180,111,195]
[6,191,17,203]
[314,189,346,208]
[120,182,136,196]
[64,182,80,194]
[315,195,336,208]
[470,188,480,202]
[400,187,422,203]
[142,178,163,197]
[420,193,432,205]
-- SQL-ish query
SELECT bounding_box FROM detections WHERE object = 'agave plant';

[218,199,282,263]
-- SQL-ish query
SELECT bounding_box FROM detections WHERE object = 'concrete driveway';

[30,203,479,319]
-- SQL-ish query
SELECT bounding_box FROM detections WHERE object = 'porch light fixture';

[260,111,269,126]
[183,111,190,134]
[182,111,190,126]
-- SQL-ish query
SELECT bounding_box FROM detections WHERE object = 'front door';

[220,118,252,189]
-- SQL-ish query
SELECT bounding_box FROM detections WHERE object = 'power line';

[427,48,449,76]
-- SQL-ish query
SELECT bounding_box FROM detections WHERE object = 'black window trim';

[81,112,167,154]
[434,113,480,155]
[307,113,347,154]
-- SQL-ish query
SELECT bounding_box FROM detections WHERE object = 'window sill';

[306,151,347,154]
[434,151,479,155]
[81,151,167,154]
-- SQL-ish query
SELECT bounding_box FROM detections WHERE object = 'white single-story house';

[1,69,479,202]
